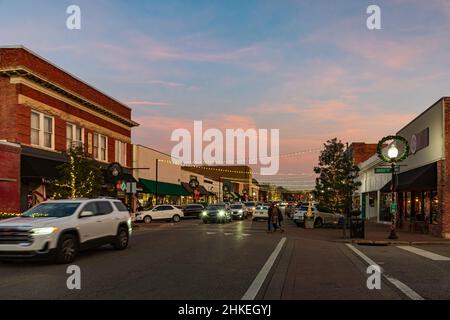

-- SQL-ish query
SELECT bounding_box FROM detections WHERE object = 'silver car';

[292,204,344,228]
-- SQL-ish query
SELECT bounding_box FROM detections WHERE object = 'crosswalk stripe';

[346,244,424,300]
[396,246,450,261]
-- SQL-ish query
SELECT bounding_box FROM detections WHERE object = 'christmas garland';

[377,135,410,163]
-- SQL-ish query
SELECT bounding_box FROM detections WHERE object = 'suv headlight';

[218,210,225,217]
[31,227,58,235]
[202,211,208,217]
[238,209,243,213]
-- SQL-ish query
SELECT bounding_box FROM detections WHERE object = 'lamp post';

[387,144,399,239]
[377,135,409,240]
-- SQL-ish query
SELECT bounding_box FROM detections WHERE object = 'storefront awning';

[380,162,437,193]
[226,192,239,199]
[21,155,62,180]
[181,183,210,196]
[140,178,189,196]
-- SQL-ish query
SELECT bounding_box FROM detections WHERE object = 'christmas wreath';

[377,135,410,163]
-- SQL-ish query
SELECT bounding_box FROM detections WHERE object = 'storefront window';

[431,191,439,224]
[379,193,391,222]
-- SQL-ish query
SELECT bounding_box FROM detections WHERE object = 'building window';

[31,112,40,145]
[66,123,83,150]
[115,140,127,166]
[30,110,54,149]
[93,133,107,161]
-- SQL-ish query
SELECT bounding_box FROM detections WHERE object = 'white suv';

[0,198,132,264]
[135,205,184,224]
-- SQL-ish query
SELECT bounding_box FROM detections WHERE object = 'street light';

[377,136,410,240]
[387,144,399,159]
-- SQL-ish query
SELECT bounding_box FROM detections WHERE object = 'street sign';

[390,202,397,214]
[126,182,137,194]
[374,166,400,174]
[120,182,127,192]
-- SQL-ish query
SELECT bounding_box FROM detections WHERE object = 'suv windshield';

[244,202,255,207]
[22,202,81,218]
[231,204,243,209]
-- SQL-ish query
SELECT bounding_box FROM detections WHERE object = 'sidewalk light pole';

[377,136,409,240]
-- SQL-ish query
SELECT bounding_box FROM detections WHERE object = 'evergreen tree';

[53,145,103,199]
[313,138,361,214]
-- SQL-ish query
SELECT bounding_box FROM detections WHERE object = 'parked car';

[182,204,205,219]
[0,198,132,264]
[292,204,344,228]
[230,203,248,220]
[135,205,184,224]
[201,203,232,224]
[253,204,269,221]
[243,201,256,215]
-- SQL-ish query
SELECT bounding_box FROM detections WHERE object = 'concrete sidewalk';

[285,220,450,245]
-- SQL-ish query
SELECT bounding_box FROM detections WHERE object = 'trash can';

[350,217,365,238]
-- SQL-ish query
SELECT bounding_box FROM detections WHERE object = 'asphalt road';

[1,217,450,300]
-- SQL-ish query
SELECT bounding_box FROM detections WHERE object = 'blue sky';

[2,0,450,188]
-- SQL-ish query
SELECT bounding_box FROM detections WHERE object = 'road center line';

[345,244,424,300]
[396,246,450,261]
[242,237,286,300]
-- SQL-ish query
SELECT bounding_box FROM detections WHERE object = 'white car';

[0,198,132,264]
[292,204,344,228]
[135,205,184,224]
[253,204,269,221]
[230,203,248,220]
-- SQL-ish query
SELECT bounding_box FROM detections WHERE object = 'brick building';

[356,97,450,238]
[0,46,138,212]
[347,142,378,165]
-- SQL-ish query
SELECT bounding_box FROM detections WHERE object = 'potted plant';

[304,202,315,229]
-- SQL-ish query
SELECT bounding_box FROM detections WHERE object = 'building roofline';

[0,45,132,112]
[133,144,174,159]
[396,97,448,134]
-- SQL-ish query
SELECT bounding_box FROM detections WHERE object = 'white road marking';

[206,232,217,235]
[224,233,233,236]
[346,244,424,300]
[397,246,450,261]
[242,237,287,300]
[242,234,251,237]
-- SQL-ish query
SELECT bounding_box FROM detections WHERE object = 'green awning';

[139,179,189,196]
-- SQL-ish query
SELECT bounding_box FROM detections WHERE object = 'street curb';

[331,239,450,246]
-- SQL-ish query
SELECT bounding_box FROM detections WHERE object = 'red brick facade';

[439,98,450,238]
[0,142,21,212]
[348,142,378,165]
[0,46,138,212]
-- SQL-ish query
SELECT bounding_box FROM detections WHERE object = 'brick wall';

[127,143,132,168]
[55,117,66,152]
[349,143,378,165]
[19,84,131,138]
[0,48,131,119]
[0,142,21,212]
[108,137,115,163]
[0,76,19,142]
[441,99,450,238]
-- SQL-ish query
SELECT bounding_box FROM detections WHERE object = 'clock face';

[112,168,119,177]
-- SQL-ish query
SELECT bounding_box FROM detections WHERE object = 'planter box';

[305,219,314,229]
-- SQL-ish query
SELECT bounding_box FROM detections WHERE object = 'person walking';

[276,205,285,233]
[267,203,275,232]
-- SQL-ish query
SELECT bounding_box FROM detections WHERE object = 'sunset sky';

[2,0,450,189]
